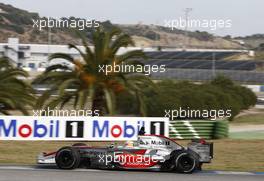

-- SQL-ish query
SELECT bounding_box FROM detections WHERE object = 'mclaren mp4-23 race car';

[37,131,213,173]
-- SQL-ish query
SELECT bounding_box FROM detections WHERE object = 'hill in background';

[0,3,262,50]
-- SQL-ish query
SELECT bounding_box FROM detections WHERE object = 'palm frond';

[117,50,147,64]
[111,34,134,54]
[45,64,71,73]
[34,28,155,116]
[49,53,74,63]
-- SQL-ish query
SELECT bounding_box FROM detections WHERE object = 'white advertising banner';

[0,116,169,141]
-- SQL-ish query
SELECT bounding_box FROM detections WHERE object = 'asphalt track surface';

[0,166,263,181]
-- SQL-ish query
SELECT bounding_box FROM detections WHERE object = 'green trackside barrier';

[169,120,229,139]
[213,120,229,139]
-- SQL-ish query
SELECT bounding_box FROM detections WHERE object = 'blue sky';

[1,0,263,36]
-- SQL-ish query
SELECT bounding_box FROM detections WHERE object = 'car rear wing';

[187,139,213,163]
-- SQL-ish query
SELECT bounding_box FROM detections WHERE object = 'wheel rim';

[177,154,195,172]
[58,150,74,167]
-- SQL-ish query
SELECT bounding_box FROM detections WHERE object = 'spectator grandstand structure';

[145,51,241,60]
[0,38,263,84]
[143,51,264,84]
[152,69,264,84]
[147,59,258,71]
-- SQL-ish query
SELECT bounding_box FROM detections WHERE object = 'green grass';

[202,139,264,172]
[0,140,264,172]
[232,114,264,125]
[230,131,264,139]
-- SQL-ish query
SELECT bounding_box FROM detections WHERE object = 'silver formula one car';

[37,130,213,173]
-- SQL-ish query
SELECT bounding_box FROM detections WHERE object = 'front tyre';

[55,146,81,169]
[175,151,197,173]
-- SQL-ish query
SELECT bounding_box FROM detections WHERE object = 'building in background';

[0,38,251,71]
[0,38,84,71]
[1,38,263,85]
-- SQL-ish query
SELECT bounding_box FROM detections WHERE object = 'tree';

[34,28,154,116]
[0,57,35,115]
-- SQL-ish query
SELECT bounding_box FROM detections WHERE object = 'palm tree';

[34,28,154,116]
[0,57,35,115]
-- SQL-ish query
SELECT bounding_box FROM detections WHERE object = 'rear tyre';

[55,146,81,169]
[174,150,197,173]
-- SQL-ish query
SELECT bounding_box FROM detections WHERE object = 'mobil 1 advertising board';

[0,116,169,141]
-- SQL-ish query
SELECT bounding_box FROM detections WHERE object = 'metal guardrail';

[169,120,229,139]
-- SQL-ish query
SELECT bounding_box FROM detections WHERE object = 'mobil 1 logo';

[150,121,165,135]
[66,121,84,138]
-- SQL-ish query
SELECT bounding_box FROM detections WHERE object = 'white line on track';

[0,166,101,172]
[0,166,263,176]
[210,171,255,175]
